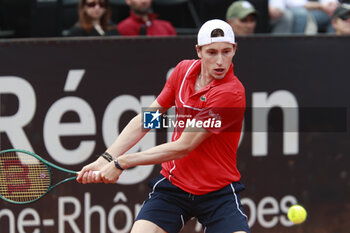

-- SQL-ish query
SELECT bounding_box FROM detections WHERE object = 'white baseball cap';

[197,19,235,46]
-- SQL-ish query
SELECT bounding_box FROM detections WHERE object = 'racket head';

[0,149,52,204]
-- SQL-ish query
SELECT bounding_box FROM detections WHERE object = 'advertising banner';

[0,36,349,233]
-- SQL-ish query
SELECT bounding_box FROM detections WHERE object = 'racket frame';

[0,149,78,204]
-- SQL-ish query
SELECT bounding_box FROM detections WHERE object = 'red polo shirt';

[117,12,176,36]
[157,59,246,195]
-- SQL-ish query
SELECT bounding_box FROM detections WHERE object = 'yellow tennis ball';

[288,204,307,224]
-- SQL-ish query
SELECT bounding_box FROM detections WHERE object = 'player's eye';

[220,49,231,55]
[207,50,216,55]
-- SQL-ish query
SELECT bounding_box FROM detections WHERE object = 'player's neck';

[195,73,213,92]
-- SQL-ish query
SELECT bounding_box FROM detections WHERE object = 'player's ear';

[196,45,202,59]
[232,43,238,56]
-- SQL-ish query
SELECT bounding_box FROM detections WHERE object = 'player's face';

[196,42,236,80]
[126,0,151,15]
[84,0,106,20]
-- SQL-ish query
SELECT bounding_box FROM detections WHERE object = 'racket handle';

[77,171,100,176]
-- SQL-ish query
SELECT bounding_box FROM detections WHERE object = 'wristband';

[114,159,125,170]
[100,152,113,162]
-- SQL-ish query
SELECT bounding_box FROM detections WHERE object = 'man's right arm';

[76,99,168,183]
[106,100,168,158]
[77,60,180,183]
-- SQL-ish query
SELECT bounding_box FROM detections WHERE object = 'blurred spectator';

[65,0,119,36]
[332,3,350,34]
[305,0,339,33]
[268,0,294,34]
[117,0,176,36]
[269,0,339,34]
[226,0,258,35]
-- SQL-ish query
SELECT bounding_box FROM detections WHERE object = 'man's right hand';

[76,156,109,184]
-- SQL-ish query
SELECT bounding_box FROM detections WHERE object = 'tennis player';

[77,19,250,233]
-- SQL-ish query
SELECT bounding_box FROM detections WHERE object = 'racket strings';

[0,151,51,203]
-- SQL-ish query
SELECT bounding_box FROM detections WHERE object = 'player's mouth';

[213,68,225,76]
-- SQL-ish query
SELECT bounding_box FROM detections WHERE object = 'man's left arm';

[97,127,212,183]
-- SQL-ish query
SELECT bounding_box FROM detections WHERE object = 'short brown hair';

[210,28,225,37]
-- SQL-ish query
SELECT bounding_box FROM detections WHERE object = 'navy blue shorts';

[136,174,251,233]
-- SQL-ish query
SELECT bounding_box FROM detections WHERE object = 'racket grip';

[77,171,100,176]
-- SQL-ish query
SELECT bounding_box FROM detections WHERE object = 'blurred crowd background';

[0,0,350,39]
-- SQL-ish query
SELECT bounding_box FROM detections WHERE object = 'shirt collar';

[187,60,235,89]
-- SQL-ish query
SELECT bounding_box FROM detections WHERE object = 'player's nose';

[216,54,224,66]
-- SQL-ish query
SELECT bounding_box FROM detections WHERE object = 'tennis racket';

[0,149,98,204]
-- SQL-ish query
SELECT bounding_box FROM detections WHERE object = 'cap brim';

[237,9,258,19]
